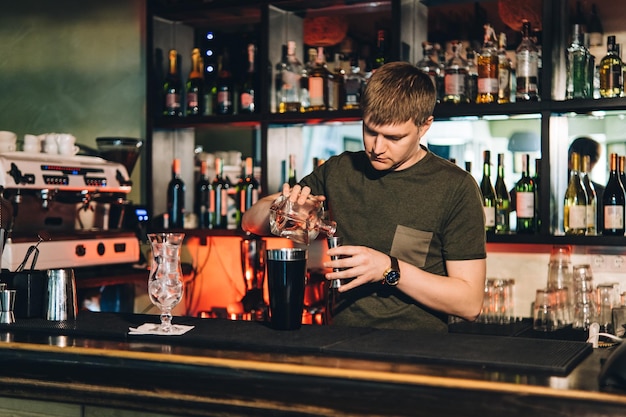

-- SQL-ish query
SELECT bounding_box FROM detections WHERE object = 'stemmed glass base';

[151,308,178,333]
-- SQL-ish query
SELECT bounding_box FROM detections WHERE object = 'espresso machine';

[0,139,147,314]
[0,150,141,271]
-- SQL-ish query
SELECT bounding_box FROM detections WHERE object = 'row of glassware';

[534,245,625,335]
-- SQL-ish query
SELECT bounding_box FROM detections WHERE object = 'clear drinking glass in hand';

[148,233,185,332]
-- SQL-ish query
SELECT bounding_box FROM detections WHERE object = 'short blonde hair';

[362,61,436,127]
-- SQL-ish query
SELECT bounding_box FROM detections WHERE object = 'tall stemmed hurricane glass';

[148,233,184,332]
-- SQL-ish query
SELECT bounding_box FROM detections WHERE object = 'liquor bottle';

[564,151,588,235]
[373,29,387,72]
[617,155,626,191]
[476,24,498,104]
[239,42,258,113]
[442,41,469,104]
[416,42,441,99]
[495,153,510,234]
[167,158,185,229]
[497,32,512,103]
[465,161,472,173]
[533,158,542,231]
[299,47,317,112]
[587,3,604,47]
[210,157,230,229]
[515,154,536,233]
[186,48,204,116]
[480,150,496,233]
[599,36,623,98]
[163,49,183,117]
[287,154,298,187]
[602,153,625,236]
[306,47,330,112]
[566,24,591,99]
[328,53,345,111]
[195,160,211,229]
[343,55,366,110]
[215,50,234,115]
[236,157,260,227]
[581,154,597,235]
[276,41,303,113]
[515,20,540,102]
[465,49,478,104]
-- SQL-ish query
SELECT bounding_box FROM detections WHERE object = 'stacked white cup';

[0,131,17,153]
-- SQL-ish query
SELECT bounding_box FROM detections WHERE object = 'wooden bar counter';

[0,312,624,416]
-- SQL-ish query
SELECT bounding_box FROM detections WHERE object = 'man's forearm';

[241,192,281,236]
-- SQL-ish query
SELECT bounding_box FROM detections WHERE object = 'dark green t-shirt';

[300,148,486,332]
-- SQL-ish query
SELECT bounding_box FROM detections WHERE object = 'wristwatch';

[382,256,401,286]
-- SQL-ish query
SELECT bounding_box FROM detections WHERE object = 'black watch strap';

[382,256,401,286]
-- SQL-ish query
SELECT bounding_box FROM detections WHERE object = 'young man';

[242,61,486,332]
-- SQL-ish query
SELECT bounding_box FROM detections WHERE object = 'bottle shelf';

[153,98,626,128]
[146,0,625,248]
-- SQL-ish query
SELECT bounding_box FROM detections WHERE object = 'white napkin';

[129,323,194,336]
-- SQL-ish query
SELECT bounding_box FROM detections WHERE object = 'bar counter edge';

[0,314,625,416]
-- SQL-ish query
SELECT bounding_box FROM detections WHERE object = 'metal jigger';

[327,236,344,289]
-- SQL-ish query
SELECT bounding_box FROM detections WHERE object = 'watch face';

[385,270,400,286]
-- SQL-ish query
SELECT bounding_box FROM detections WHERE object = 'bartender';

[242,61,486,332]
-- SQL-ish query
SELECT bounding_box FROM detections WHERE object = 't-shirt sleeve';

[441,174,487,260]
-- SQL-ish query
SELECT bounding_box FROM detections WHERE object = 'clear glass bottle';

[416,42,441,101]
[602,153,625,236]
[465,49,478,104]
[269,194,337,245]
[343,55,365,110]
[163,49,183,117]
[599,35,623,98]
[328,52,345,111]
[277,41,303,113]
[306,47,330,112]
[515,154,536,233]
[566,24,591,99]
[515,20,540,102]
[495,153,510,234]
[300,47,318,112]
[497,32,512,104]
[185,47,204,116]
[476,23,498,104]
[564,151,588,235]
[442,41,469,104]
[581,154,597,235]
[480,150,496,233]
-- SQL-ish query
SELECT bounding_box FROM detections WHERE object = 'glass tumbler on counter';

[547,245,573,326]
[533,289,556,331]
[597,283,618,334]
[572,264,596,330]
[269,194,336,245]
[479,278,515,324]
[147,233,185,333]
